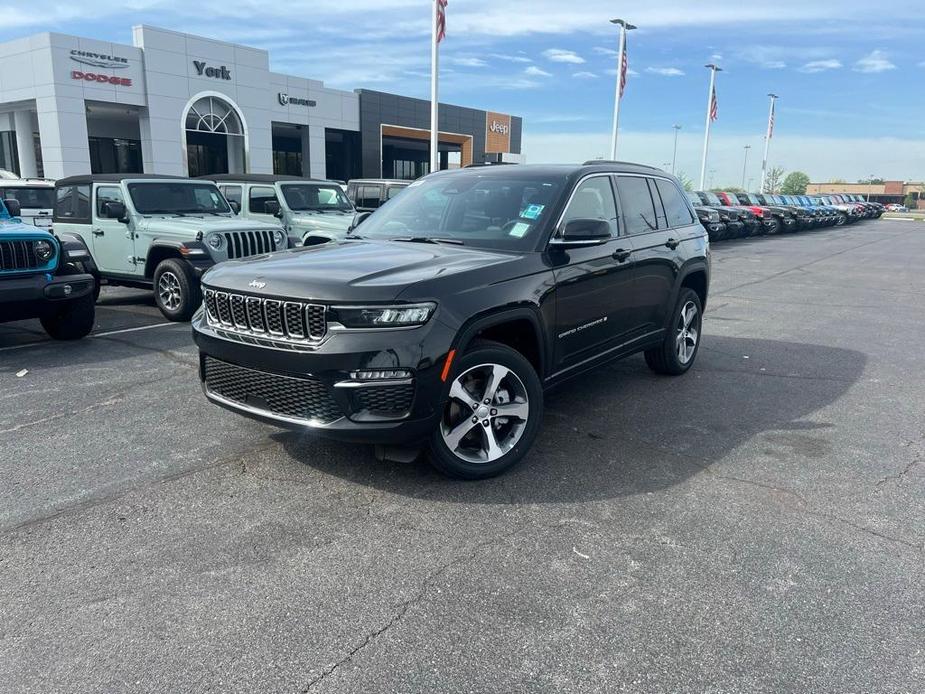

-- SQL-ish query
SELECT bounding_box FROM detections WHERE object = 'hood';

[138,215,282,237]
[288,210,354,238]
[201,239,524,303]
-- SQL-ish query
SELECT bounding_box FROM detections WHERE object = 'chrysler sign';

[279,93,316,107]
[70,50,129,69]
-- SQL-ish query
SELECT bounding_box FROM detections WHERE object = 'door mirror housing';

[349,211,372,232]
[3,198,21,218]
[103,201,127,222]
[228,200,240,215]
[263,200,281,217]
[550,218,612,246]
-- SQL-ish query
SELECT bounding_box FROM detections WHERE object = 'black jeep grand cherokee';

[193,163,710,478]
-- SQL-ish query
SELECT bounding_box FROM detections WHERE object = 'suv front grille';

[203,356,342,425]
[221,230,277,259]
[204,288,326,345]
[0,239,40,272]
[354,384,414,418]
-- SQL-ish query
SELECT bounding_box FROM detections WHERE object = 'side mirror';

[3,198,21,217]
[551,218,612,246]
[228,200,240,215]
[264,200,281,217]
[350,211,372,231]
[103,201,126,221]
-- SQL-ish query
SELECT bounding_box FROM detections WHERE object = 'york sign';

[193,61,232,80]
[489,120,509,135]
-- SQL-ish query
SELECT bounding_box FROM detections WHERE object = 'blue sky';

[3,0,925,187]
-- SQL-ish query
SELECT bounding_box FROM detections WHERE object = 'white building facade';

[0,26,360,180]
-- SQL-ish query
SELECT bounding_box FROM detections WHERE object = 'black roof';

[202,174,322,183]
[55,173,190,186]
[347,178,411,185]
[424,162,671,180]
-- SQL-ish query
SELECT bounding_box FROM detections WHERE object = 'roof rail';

[582,160,663,171]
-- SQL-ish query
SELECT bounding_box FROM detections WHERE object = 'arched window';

[184,96,243,136]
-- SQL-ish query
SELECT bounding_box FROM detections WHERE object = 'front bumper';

[1,272,95,322]
[192,312,456,445]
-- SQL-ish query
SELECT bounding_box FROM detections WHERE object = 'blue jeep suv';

[1,197,96,340]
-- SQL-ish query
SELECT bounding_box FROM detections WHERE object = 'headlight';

[207,234,224,250]
[33,239,55,261]
[334,303,436,328]
[272,229,286,247]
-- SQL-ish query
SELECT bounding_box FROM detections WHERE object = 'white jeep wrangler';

[0,170,55,229]
[52,175,287,320]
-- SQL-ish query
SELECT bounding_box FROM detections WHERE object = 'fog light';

[351,369,412,381]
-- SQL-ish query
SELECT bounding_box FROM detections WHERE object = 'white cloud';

[490,53,533,63]
[543,48,585,64]
[450,57,488,68]
[593,46,618,57]
[524,65,552,77]
[572,71,598,79]
[853,50,896,73]
[646,67,685,76]
[798,59,843,73]
[762,60,787,69]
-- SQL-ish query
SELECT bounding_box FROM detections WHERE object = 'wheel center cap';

[477,405,489,418]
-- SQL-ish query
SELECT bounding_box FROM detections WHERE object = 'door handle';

[92,229,104,237]
[612,248,632,262]
[665,237,680,249]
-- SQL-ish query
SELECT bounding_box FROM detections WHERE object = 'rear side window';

[356,185,383,208]
[662,183,694,226]
[220,185,242,206]
[54,184,91,223]
[615,176,658,235]
[249,186,279,214]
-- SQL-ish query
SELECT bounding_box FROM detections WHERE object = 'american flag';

[709,85,718,122]
[619,36,628,98]
[436,0,448,44]
[768,98,775,138]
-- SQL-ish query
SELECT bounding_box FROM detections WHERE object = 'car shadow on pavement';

[277,335,867,504]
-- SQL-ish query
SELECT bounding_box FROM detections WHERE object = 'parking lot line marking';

[0,321,177,353]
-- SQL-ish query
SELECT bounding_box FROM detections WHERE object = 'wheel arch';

[451,306,548,380]
[144,241,206,279]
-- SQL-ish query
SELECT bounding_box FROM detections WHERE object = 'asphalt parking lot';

[1,219,923,693]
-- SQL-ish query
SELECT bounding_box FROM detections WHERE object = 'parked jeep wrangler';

[207,174,357,246]
[194,162,710,479]
[0,172,56,229]
[52,175,287,321]
[1,197,96,340]
[345,179,410,212]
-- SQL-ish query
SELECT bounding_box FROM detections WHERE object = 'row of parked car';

[0,172,408,340]
[686,191,884,241]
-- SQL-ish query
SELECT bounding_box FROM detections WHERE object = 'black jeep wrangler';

[194,163,710,478]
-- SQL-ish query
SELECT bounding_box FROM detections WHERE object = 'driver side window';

[561,176,618,236]
[249,186,279,214]
[96,186,124,218]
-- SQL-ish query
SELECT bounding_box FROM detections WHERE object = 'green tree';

[859,178,884,184]
[781,171,810,195]
[676,171,694,192]
[763,166,785,194]
[904,193,916,209]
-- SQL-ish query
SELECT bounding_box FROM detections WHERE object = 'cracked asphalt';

[1,219,923,693]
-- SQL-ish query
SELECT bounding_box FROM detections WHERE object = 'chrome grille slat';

[203,288,327,345]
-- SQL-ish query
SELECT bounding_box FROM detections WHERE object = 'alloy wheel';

[440,363,530,464]
[676,301,700,365]
[158,271,182,311]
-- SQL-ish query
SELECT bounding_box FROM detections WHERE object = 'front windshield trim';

[127,182,231,215]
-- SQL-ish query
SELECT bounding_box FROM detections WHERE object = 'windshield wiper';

[390,236,464,246]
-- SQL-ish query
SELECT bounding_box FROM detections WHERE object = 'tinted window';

[386,185,407,200]
[281,183,353,211]
[96,186,124,217]
[54,184,91,222]
[616,176,658,235]
[127,183,230,214]
[655,179,696,227]
[356,185,383,209]
[220,185,242,206]
[0,187,55,209]
[561,176,618,236]
[249,186,279,214]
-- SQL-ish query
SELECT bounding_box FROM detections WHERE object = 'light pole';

[759,93,778,193]
[609,18,636,159]
[671,124,681,175]
[698,64,722,190]
[741,144,751,189]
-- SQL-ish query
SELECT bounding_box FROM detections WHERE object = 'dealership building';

[0,26,523,181]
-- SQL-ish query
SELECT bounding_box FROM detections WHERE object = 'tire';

[836,213,847,226]
[40,293,95,340]
[645,288,703,376]
[428,340,543,480]
[153,258,201,321]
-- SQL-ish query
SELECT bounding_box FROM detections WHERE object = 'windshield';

[127,182,231,215]
[355,173,565,250]
[701,192,723,206]
[0,186,55,209]
[745,194,761,205]
[281,183,354,212]
[685,192,702,206]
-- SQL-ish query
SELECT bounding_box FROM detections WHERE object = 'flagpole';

[698,63,721,190]
[759,93,778,193]
[429,0,440,174]
[609,18,635,160]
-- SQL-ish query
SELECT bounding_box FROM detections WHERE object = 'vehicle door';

[617,176,694,333]
[90,185,137,274]
[219,184,244,217]
[248,185,281,223]
[551,174,638,370]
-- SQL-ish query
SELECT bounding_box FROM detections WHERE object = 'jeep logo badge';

[249,280,266,289]
[489,120,509,135]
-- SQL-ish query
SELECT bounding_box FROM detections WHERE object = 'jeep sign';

[485,111,513,154]
[489,120,509,135]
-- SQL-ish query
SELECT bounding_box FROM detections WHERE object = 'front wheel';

[429,340,543,479]
[645,288,703,376]
[153,258,201,321]
[40,293,95,340]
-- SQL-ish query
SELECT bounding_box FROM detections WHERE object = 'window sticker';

[508,222,531,238]
[521,203,545,220]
